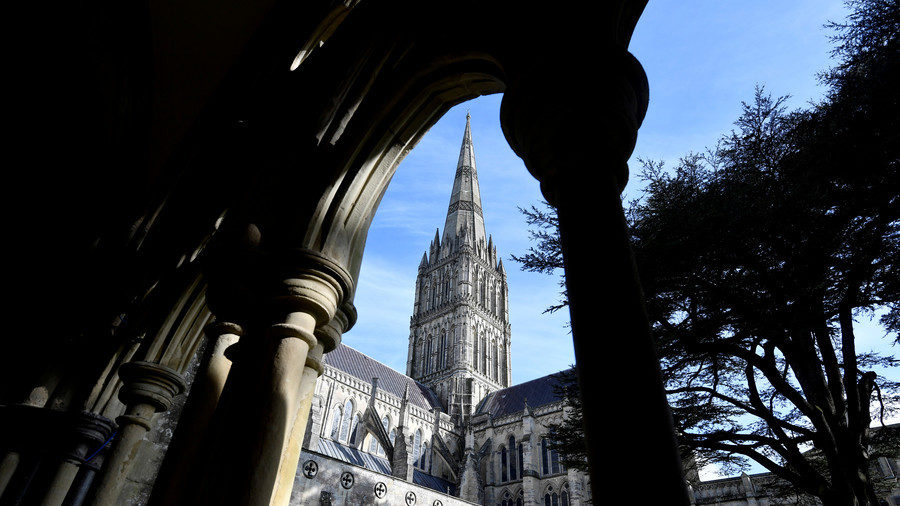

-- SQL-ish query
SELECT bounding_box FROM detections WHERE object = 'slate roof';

[474,371,565,419]
[324,344,441,411]
[314,439,456,495]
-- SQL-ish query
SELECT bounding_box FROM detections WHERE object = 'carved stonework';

[118,361,187,415]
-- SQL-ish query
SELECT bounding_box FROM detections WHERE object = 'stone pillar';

[41,411,116,506]
[0,453,18,498]
[740,472,758,506]
[0,367,67,496]
[458,426,482,504]
[190,249,351,506]
[521,435,538,506]
[88,361,186,505]
[565,469,582,506]
[391,384,414,482]
[147,321,243,506]
[271,302,354,506]
[500,48,688,504]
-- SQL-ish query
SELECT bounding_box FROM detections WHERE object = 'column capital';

[59,411,117,464]
[205,320,244,338]
[499,47,649,204]
[117,361,187,414]
[268,248,354,327]
[314,301,357,353]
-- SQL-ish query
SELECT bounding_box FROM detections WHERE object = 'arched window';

[329,405,342,440]
[550,444,560,474]
[413,429,422,466]
[421,442,429,469]
[540,437,562,475]
[348,413,362,445]
[480,336,487,372]
[439,333,447,369]
[560,484,570,506]
[543,486,559,506]
[508,435,518,481]
[494,343,500,380]
[515,490,524,506]
[500,446,508,482]
[339,399,354,442]
[517,442,524,476]
[541,438,549,475]
[424,338,433,375]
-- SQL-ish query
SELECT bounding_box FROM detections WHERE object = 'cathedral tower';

[406,114,512,422]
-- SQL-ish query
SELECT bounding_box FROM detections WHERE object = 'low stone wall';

[290,449,475,506]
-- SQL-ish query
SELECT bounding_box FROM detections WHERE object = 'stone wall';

[291,449,475,506]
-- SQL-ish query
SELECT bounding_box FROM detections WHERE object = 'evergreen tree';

[513,1,899,503]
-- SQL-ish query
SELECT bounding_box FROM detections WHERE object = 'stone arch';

[16,0,687,503]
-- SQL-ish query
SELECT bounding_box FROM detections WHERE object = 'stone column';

[87,361,186,505]
[40,411,116,506]
[520,405,538,506]
[191,249,351,506]
[0,366,67,496]
[147,321,243,506]
[271,301,354,506]
[500,48,688,504]
[565,469,582,506]
[391,384,414,482]
[740,472,759,506]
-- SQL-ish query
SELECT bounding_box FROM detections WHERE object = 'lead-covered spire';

[443,113,486,246]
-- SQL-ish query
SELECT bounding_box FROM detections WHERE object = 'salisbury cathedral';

[287,116,588,505]
[5,0,692,504]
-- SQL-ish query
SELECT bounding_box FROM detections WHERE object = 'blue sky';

[342,0,896,476]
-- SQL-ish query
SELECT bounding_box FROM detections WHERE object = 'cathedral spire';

[443,113,486,246]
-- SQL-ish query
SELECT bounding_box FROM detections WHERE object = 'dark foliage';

[509,204,567,315]
[514,1,899,503]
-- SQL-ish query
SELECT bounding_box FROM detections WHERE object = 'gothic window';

[339,399,354,443]
[480,336,487,373]
[348,413,361,445]
[517,442,524,477]
[329,405,342,440]
[425,338,433,375]
[420,442,429,470]
[541,438,549,475]
[439,333,447,369]
[491,284,496,313]
[413,429,422,466]
[560,484,570,506]
[515,492,524,506]
[551,445,560,474]
[494,343,500,380]
[541,438,561,475]
[500,446,508,482]
[508,435,518,481]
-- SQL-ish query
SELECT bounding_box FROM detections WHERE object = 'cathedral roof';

[314,439,457,495]
[473,371,565,419]
[324,344,441,410]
